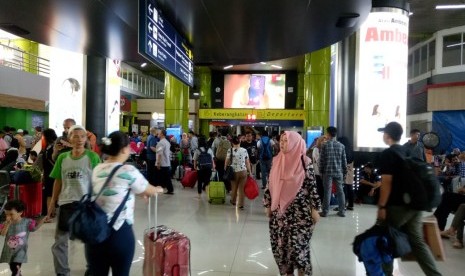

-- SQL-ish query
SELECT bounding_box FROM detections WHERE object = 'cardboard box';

[401,216,446,262]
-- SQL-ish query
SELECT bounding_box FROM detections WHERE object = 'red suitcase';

[9,182,42,217]
[144,195,190,276]
[181,168,197,188]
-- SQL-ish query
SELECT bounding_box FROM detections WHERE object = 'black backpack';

[396,153,441,211]
[7,134,19,149]
[198,148,212,170]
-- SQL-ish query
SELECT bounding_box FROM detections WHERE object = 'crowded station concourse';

[1,0,465,275]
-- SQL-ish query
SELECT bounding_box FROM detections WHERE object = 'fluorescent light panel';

[260,62,267,64]
[271,64,282,69]
[141,62,147,67]
[223,65,233,69]
[436,4,465,9]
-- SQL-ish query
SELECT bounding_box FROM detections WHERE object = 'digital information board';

[138,0,194,87]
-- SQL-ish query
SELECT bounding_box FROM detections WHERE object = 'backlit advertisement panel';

[106,59,121,135]
[355,11,409,149]
[47,46,84,135]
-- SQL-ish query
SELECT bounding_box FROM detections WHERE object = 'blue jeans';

[322,174,345,214]
[260,159,272,188]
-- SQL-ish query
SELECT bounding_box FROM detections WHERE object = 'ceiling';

[0,0,464,72]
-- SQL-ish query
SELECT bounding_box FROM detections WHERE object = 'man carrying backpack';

[193,136,214,199]
[376,122,441,276]
[257,130,274,189]
[214,129,231,192]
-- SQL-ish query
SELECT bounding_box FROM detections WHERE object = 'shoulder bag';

[68,164,131,244]
[223,148,235,182]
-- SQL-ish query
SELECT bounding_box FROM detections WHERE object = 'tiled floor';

[1,180,464,275]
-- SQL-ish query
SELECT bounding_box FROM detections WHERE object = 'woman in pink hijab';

[263,131,321,276]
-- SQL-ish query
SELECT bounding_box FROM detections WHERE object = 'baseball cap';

[378,122,403,141]
[17,129,24,133]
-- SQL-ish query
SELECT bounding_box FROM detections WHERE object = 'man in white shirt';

[156,129,174,194]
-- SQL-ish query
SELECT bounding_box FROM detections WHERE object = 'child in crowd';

[0,200,45,275]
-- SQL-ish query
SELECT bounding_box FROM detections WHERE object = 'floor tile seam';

[228,208,252,275]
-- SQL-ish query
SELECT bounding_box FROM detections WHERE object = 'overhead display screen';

[138,0,194,87]
[223,74,286,109]
[355,11,409,149]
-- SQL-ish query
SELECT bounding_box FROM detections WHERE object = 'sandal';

[440,230,455,239]
[230,200,236,206]
[452,240,464,249]
[238,206,244,210]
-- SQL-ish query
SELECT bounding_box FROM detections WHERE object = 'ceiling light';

[271,65,282,69]
[223,65,233,69]
[409,12,413,16]
[193,92,199,96]
[260,62,267,65]
[436,4,465,9]
[141,63,147,68]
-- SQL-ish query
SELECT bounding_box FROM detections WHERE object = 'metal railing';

[0,42,50,77]
[120,63,165,98]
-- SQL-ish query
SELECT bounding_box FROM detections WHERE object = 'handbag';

[244,176,259,200]
[68,165,130,244]
[223,148,235,182]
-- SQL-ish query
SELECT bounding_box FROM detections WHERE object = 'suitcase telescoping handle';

[211,171,219,181]
[148,193,158,231]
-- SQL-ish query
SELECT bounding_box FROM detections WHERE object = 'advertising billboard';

[355,11,409,149]
[223,74,286,109]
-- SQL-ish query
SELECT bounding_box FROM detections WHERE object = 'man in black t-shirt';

[377,122,441,276]
[240,131,258,177]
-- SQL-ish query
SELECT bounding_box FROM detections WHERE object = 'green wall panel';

[164,74,189,131]
[0,107,48,133]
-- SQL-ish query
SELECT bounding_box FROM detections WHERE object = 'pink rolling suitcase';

[143,195,191,276]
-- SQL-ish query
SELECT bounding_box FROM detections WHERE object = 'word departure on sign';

[138,0,194,87]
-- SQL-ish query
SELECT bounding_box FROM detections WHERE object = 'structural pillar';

[301,47,331,129]
[197,67,212,136]
[85,55,107,140]
[164,73,189,132]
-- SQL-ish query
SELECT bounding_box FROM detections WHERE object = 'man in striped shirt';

[319,126,347,217]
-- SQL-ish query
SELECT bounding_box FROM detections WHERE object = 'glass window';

[428,40,435,71]
[408,53,413,78]
[413,49,420,76]
[442,33,462,67]
[420,45,428,74]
